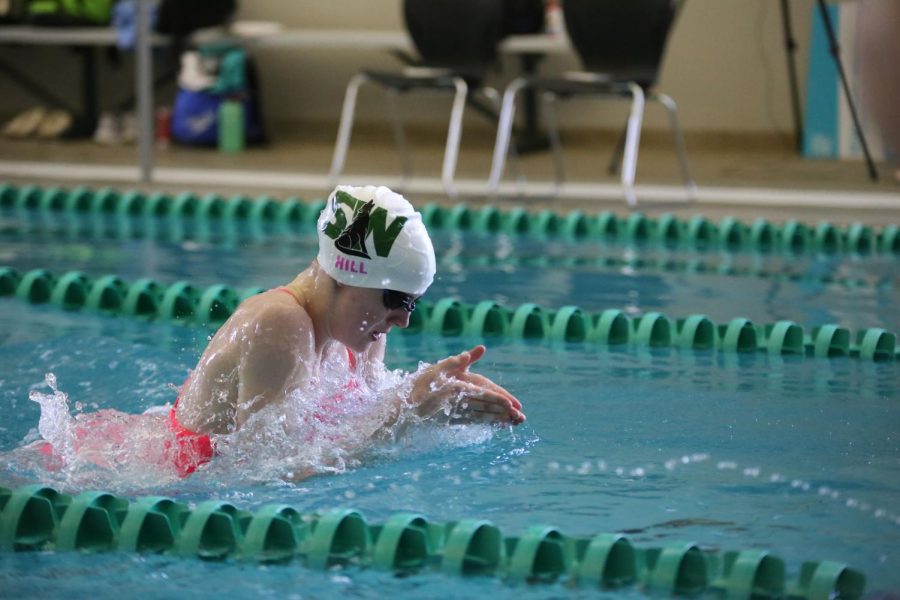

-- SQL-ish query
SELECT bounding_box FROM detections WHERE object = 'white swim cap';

[316,185,436,296]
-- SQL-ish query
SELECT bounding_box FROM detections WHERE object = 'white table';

[0,24,175,141]
[191,27,568,54]
[0,25,169,45]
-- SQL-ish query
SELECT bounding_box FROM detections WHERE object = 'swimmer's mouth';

[371,330,388,340]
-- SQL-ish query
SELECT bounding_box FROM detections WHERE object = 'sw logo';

[321,191,408,261]
[335,199,374,259]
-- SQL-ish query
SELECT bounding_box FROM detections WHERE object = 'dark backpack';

[155,0,237,36]
[501,0,544,36]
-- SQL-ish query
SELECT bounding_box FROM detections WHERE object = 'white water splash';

[15,355,505,489]
[28,373,76,463]
[18,373,185,487]
[211,359,500,483]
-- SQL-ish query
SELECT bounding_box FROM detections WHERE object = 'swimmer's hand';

[410,345,525,425]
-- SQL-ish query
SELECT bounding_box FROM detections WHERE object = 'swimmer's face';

[331,284,416,353]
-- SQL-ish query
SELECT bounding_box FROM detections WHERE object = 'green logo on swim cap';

[321,190,408,258]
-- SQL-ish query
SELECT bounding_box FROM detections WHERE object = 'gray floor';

[2,120,899,226]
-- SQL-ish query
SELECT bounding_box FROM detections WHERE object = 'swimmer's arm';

[367,344,525,437]
[407,345,525,425]
[234,304,316,428]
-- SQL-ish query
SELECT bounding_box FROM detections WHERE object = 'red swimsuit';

[166,391,214,477]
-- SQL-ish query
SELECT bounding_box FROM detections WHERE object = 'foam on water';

[13,373,185,488]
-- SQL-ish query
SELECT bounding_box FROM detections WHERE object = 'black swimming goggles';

[382,289,418,313]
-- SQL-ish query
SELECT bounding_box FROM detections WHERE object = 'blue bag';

[171,89,263,146]
[170,46,265,146]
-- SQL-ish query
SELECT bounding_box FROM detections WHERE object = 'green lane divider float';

[2,266,243,327]
[0,483,867,598]
[453,252,891,292]
[2,266,897,362]
[1,213,896,298]
[2,182,898,256]
[2,205,894,291]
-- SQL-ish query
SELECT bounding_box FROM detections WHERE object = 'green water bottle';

[218,99,244,153]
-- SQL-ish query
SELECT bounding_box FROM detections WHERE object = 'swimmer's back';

[175,288,315,435]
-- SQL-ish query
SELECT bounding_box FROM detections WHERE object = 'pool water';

[1,208,899,597]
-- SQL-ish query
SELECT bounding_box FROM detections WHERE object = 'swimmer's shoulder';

[235,289,314,338]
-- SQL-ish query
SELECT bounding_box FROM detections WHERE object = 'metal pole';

[136,0,154,183]
[779,0,804,152]
[816,0,878,181]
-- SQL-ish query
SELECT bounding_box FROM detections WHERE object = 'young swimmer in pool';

[166,184,525,476]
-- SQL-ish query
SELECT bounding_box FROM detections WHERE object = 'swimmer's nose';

[388,308,411,329]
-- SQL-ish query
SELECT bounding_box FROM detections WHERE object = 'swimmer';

[25,185,523,479]
[167,184,525,475]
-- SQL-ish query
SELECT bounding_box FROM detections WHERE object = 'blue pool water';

[1,208,899,597]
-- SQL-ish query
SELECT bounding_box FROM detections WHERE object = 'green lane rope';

[2,266,897,362]
[2,182,898,257]
[0,483,866,598]
[444,253,893,292]
[3,203,894,292]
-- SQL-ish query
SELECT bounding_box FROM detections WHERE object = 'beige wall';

[232,0,815,134]
[0,0,816,136]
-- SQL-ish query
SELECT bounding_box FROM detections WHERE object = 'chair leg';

[608,123,627,176]
[621,82,646,208]
[488,77,529,196]
[329,73,369,188]
[481,87,522,185]
[541,90,565,199]
[654,92,697,201]
[441,77,469,199]
[383,88,412,188]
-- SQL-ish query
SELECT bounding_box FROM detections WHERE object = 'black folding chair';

[329,0,506,198]
[488,0,696,206]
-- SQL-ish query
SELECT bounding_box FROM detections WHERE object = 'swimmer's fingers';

[450,382,525,424]
[450,404,526,425]
[456,372,522,410]
[444,347,522,410]
[434,345,486,375]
